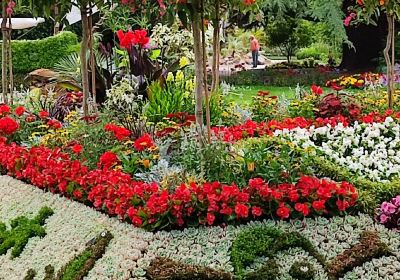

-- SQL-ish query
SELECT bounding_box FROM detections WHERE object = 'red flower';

[73,189,83,200]
[207,212,216,225]
[39,111,49,119]
[71,144,83,154]
[133,29,150,48]
[116,29,150,49]
[26,115,36,122]
[251,206,263,217]
[15,106,25,116]
[235,203,249,218]
[336,200,350,211]
[47,119,62,129]
[98,151,119,169]
[288,189,300,202]
[311,84,323,95]
[312,200,326,211]
[105,123,131,141]
[134,134,155,151]
[0,116,19,135]
[0,104,10,116]
[331,84,344,91]
[294,203,310,216]
[276,204,290,219]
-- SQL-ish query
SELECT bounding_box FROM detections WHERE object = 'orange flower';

[379,0,385,5]
[142,159,150,169]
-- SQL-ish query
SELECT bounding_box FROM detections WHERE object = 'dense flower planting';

[0,137,357,230]
[276,116,400,182]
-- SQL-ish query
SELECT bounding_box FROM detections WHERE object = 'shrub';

[3,31,78,74]
[231,226,325,279]
[296,43,331,61]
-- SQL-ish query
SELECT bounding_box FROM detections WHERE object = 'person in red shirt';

[250,35,260,68]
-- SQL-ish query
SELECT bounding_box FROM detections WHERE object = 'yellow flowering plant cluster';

[288,94,319,119]
[250,90,281,122]
[326,74,365,89]
[354,89,400,113]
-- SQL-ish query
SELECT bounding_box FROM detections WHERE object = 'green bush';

[296,43,331,61]
[3,31,78,74]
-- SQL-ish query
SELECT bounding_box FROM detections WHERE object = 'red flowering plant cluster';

[316,92,361,120]
[155,112,196,138]
[0,105,19,139]
[0,137,358,230]
[105,123,131,141]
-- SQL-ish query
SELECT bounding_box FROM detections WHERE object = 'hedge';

[1,31,78,74]
[221,68,340,87]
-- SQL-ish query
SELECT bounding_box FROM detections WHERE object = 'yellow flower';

[179,56,189,68]
[176,70,184,82]
[166,72,174,82]
[221,111,229,118]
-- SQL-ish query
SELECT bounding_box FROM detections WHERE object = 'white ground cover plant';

[275,117,400,182]
[1,176,400,279]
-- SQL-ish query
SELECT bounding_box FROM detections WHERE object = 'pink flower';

[381,202,397,214]
[379,214,389,224]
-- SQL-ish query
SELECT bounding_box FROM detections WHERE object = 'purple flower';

[379,214,389,224]
[381,202,397,214]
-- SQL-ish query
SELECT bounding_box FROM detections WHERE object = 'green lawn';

[225,85,362,105]
[225,86,302,104]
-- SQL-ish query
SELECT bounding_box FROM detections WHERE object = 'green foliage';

[296,43,331,61]
[235,137,315,186]
[145,75,193,123]
[266,18,313,62]
[289,261,316,280]
[57,231,113,280]
[59,250,93,280]
[243,259,279,280]
[172,135,238,184]
[4,31,78,74]
[231,226,325,279]
[0,207,53,259]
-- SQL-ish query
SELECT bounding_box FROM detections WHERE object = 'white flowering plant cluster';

[275,117,400,182]
[1,176,400,280]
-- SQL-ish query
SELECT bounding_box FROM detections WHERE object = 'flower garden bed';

[1,75,400,279]
[1,176,400,280]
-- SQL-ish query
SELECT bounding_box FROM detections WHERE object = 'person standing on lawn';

[250,35,260,68]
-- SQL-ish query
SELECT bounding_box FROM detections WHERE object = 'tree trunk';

[192,1,204,127]
[81,5,90,117]
[384,14,395,109]
[211,0,220,93]
[1,1,8,104]
[7,16,12,105]
[89,7,96,105]
[53,5,60,35]
[201,0,211,142]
